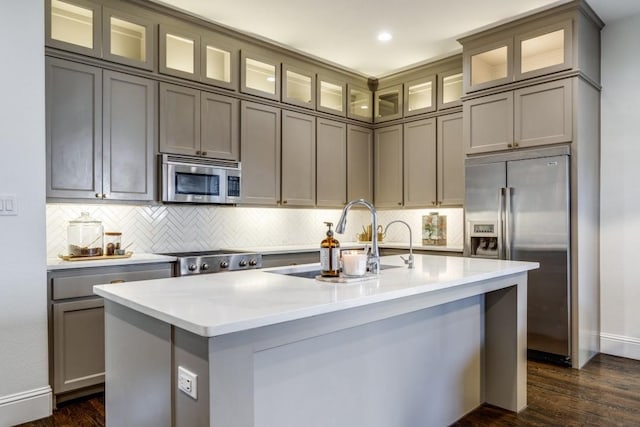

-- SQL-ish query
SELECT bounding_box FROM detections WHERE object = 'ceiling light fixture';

[377,31,392,42]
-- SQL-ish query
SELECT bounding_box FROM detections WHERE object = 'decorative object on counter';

[356,223,385,243]
[384,220,414,268]
[67,212,104,257]
[422,212,447,246]
[104,231,122,256]
[341,250,368,276]
[320,222,340,277]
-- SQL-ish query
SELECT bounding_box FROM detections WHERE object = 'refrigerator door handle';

[505,186,513,260]
[498,187,505,259]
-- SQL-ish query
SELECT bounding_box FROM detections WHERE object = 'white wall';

[600,13,640,360]
[0,1,51,425]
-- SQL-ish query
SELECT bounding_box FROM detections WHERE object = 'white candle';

[342,251,368,276]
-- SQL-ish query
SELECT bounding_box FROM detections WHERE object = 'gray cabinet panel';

[159,24,200,81]
[103,70,156,201]
[281,111,316,206]
[346,125,373,202]
[316,119,347,207]
[240,101,281,205]
[46,0,102,58]
[463,91,514,155]
[46,57,102,199]
[201,92,239,160]
[159,82,201,156]
[403,119,436,208]
[437,112,464,206]
[102,7,155,71]
[53,298,105,394]
[374,125,403,207]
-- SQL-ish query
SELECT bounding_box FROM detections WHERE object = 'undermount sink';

[266,264,400,279]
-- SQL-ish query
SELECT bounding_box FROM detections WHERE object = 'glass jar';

[104,232,122,256]
[67,212,104,257]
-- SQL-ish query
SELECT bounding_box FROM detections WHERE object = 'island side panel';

[484,273,527,412]
[104,301,172,427]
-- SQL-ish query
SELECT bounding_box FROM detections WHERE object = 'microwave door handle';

[505,187,513,260]
[498,187,505,259]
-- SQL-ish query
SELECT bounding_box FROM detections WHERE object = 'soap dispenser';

[320,221,340,277]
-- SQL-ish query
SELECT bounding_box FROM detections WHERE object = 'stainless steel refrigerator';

[464,146,571,365]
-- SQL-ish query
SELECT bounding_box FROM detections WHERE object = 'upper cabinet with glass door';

[514,20,572,81]
[102,8,154,70]
[404,75,436,117]
[348,84,372,122]
[47,0,101,57]
[159,25,200,81]
[374,84,403,123]
[317,75,345,117]
[241,50,280,101]
[464,40,513,93]
[437,69,463,110]
[201,34,237,90]
[282,64,315,109]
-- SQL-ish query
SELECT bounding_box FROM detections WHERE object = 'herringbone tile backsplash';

[46,203,463,257]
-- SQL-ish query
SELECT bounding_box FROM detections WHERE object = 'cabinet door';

[159,83,201,156]
[437,69,463,110]
[53,298,105,394]
[46,57,102,199]
[346,125,373,201]
[405,75,436,117]
[463,91,514,155]
[403,119,436,208]
[317,119,347,208]
[46,0,101,57]
[241,50,280,101]
[374,84,403,123]
[201,92,239,160]
[437,112,464,206]
[159,25,200,81]
[464,39,513,93]
[102,7,155,70]
[103,71,156,201]
[201,35,237,90]
[374,125,403,207]
[514,20,572,81]
[281,111,316,206]
[514,78,572,148]
[240,101,281,205]
[348,84,372,122]
[317,75,345,117]
[282,64,315,109]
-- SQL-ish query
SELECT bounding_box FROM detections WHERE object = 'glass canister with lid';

[67,212,104,257]
[104,231,122,256]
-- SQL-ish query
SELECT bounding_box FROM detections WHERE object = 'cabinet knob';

[102,193,107,199]
[201,151,207,156]
[508,143,513,148]
[431,201,436,206]
[513,142,519,147]
[196,150,201,155]
[282,200,288,204]
[397,202,402,206]
[95,193,101,198]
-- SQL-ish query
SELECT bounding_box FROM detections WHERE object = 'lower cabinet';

[48,262,173,405]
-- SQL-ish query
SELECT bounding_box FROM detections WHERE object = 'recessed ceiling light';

[378,32,392,42]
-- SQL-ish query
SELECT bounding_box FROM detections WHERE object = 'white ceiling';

[153,0,640,77]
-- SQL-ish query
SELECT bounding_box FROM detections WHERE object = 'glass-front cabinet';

[404,75,436,117]
[466,40,513,92]
[375,84,403,122]
[317,75,345,117]
[282,64,315,109]
[159,25,200,80]
[103,8,153,70]
[201,36,237,90]
[47,0,101,57]
[348,84,372,122]
[241,51,280,101]
[438,70,463,109]
[515,20,572,80]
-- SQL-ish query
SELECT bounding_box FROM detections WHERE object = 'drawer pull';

[110,279,126,284]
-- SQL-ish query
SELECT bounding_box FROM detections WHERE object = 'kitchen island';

[94,254,537,427]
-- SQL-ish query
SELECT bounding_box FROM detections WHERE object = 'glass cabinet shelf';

[348,85,372,121]
[318,78,345,116]
[49,0,98,53]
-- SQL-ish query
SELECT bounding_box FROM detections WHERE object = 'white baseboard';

[0,386,52,426]
[601,333,640,361]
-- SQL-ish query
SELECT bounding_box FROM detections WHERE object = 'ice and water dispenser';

[467,221,499,258]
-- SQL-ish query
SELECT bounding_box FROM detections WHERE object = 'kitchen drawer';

[51,263,172,300]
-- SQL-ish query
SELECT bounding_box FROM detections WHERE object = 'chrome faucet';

[336,199,380,274]
[384,220,414,269]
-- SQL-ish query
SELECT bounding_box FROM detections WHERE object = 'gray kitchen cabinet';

[241,50,280,101]
[201,32,238,90]
[281,110,316,207]
[464,78,572,155]
[240,101,281,205]
[374,84,403,123]
[374,125,403,207]
[46,57,155,201]
[49,262,173,404]
[348,84,373,122]
[436,112,464,206]
[261,251,320,268]
[159,82,239,160]
[317,74,346,117]
[437,69,463,110]
[282,63,315,109]
[102,6,155,70]
[403,118,437,208]
[404,75,436,117]
[159,24,200,81]
[316,118,347,207]
[346,125,373,202]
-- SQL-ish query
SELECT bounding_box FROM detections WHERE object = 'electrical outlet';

[178,366,197,399]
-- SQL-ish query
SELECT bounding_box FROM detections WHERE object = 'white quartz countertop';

[47,253,177,270]
[224,242,463,255]
[94,255,537,338]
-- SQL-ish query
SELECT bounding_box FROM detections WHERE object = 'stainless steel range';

[162,250,262,276]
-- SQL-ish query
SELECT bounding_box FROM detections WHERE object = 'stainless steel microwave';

[161,154,241,204]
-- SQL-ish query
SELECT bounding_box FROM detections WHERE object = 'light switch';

[0,195,17,216]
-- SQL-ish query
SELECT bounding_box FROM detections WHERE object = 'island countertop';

[94,254,538,338]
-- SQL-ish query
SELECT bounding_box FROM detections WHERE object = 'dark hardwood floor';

[17,353,640,426]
